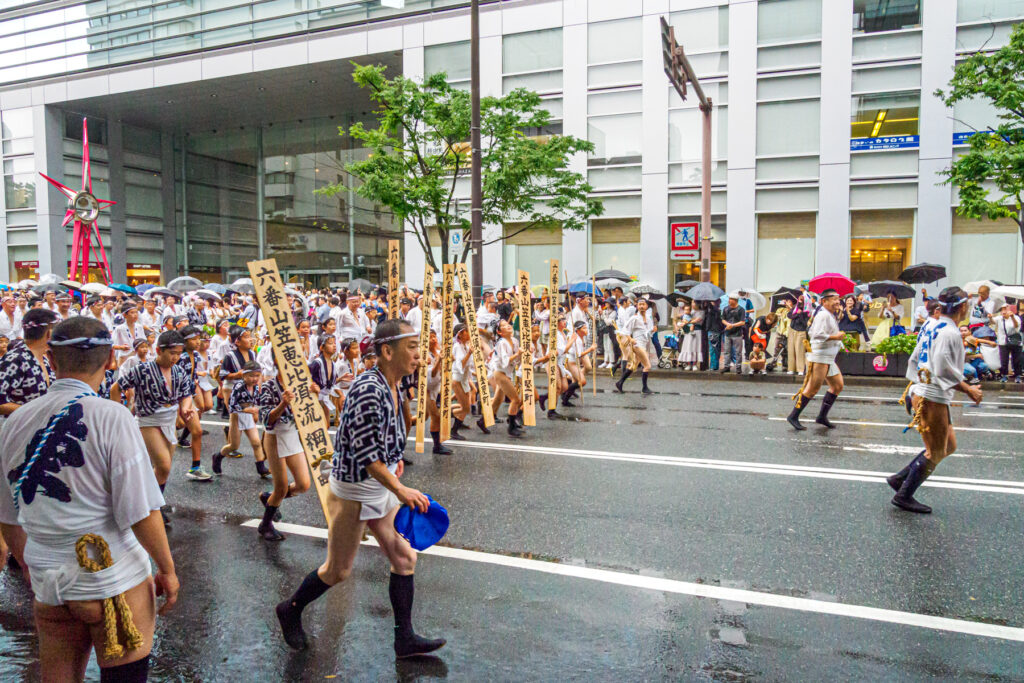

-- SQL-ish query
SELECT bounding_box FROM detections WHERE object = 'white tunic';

[489,337,518,377]
[806,306,842,365]
[907,315,965,405]
[0,378,163,605]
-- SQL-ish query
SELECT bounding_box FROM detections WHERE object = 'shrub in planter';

[875,334,918,356]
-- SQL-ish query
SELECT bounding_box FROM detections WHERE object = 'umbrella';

[666,292,691,307]
[530,284,550,297]
[16,279,37,290]
[808,273,856,297]
[143,286,177,300]
[630,282,664,296]
[81,282,106,294]
[993,285,1024,301]
[203,283,228,295]
[393,495,450,552]
[110,283,138,295]
[594,268,630,281]
[33,282,66,294]
[100,287,120,298]
[167,276,202,293]
[193,289,223,303]
[684,282,725,301]
[347,278,374,295]
[38,273,61,285]
[480,284,500,293]
[675,280,700,291]
[729,289,767,309]
[964,280,999,295]
[866,280,915,299]
[596,278,629,290]
[229,277,256,295]
[60,280,86,293]
[973,326,996,340]
[770,286,802,307]
[898,262,946,284]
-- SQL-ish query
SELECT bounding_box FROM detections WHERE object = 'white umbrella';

[81,282,107,294]
[992,285,1024,301]
[964,280,1000,295]
[730,289,767,309]
[100,287,120,298]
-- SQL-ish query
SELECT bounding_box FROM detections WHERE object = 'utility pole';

[470,0,483,304]
[661,17,713,284]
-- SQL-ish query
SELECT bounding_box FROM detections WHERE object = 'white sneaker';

[787,371,795,375]
[186,466,213,482]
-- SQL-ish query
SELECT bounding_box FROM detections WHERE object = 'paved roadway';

[2,374,1024,681]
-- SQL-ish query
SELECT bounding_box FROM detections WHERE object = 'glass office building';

[0,0,1022,292]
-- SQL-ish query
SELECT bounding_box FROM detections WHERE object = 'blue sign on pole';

[850,135,920,151]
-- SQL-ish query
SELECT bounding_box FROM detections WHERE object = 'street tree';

[937,23,1024,241]
[320,64,602,270]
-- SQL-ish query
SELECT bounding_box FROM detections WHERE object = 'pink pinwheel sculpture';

[38,118,115,284]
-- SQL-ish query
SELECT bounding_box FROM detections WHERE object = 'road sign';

[670,222,699,261]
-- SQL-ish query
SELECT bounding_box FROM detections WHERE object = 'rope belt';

[75,534,144,660]
[898,368,933,434]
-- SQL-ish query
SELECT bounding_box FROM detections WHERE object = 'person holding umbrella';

[787,289,846,430]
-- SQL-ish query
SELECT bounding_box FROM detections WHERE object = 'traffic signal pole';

[661,17,713,283]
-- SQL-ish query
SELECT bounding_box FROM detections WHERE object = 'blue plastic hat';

[394,495,450,551]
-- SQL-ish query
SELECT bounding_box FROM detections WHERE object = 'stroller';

[659,334,679,369]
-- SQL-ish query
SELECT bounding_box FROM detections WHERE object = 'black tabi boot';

[476,416,490,434]
[177,427,190,447]
[891,452,936,514]
[547,407,561,419]
[257,502,285,542]
[431,431,452,455]
[614,368,633,393]
[887,450,923,492]
[256,459,271,479]
[562,382,578,407]
[787,394,810,431]
[641,371,652,394]
[277,570,332,650]
[507,413,524,437]
[390,573,446,658]
[815,391,838,429]
[259,491,283,522]
[450,417,467,441]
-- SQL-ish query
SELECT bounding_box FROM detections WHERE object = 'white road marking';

[239,519,1024,643]
[200,419,1024,493]
[774,392,1024,408]
[766,416,1024,434]
[963,412,1024,419]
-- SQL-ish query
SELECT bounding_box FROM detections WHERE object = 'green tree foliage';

[937,23,1024,241]
[320,64,603,270]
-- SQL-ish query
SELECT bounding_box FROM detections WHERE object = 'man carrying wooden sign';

[517,270,536,426]
[547,260,560,415]
[414,266,437,454]
[387,240,400,319]
[456,264,496,430]
[439,265,456,441]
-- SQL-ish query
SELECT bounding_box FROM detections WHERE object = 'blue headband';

[49,335,114,349]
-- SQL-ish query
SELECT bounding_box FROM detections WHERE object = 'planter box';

[838,352,908,377]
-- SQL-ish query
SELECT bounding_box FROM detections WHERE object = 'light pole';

[469,0,484,304]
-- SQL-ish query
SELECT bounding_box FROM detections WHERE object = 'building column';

[560,20,588,281]
[480,32,504,286]
[401,45,427,283]
[641,13,669,295]
[160,132,178,280]
[106,120,128,282]
[33,104,66,277]
[916,0,957,288]
[725,0,757,291]
[817,0,853,276]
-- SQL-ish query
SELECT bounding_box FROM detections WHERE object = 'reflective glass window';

[854,0,921,33]
[757,0,822,44]
[503,28,562,73]
[851,92,919,140]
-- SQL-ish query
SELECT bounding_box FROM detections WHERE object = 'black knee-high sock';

[260,503,278,528]
[100,654,149,683]
[159,483,166,495]
[641,372,649,390]
[288,570,331,613]
[893,449,925,480]
[817,391,837,417]
[389,573,415,635]
[789,394,809,418]
[896,452,936,500]
[430,431,441,448]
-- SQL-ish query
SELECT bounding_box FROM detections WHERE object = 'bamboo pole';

[547,260,559,411]
[456,263,495,427]
[413,265,434,454]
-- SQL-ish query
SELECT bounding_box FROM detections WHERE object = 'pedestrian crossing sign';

[670,222,699,260]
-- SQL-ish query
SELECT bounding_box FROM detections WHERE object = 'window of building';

[852,31,922,62]
[587,114,642,166]
[669,6,729,79]
[850,92,919,140]
[957,0,1024,23]
[851,65,921,94]
[756,213,816,291]
[849,209,914,282]
[756,100,820,156]
[64,113,108,146]
[587,18,641,65]
[591,218,641,280]
[503,28,563,93]
[668,106,728,185]
[502,223,562,289]
[1,108,32,140]
[949,212,1021,286]
[757,0,822,44]
[853,0,921,33]
[425,41,471,85]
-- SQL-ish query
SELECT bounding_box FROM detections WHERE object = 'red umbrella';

[808,273,856,297]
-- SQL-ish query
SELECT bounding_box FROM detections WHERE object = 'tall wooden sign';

[517,269,536,426]
[456,263,495,427]
[439,264,456,441]
[387,239,400,319]
[547,260,559,411]
[414,265,434,454]
[248,258,332,520]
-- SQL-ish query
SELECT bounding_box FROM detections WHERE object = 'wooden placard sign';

[547,260,559,411]
[248,258,332,520]
[456,264,495,427]
[439,264,456,441]
[517,269,536,426]
[414,265,434,454]
[387,239,400,319]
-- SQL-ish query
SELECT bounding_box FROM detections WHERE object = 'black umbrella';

[898,263,946,284]
[866,280,915,299]
[684,282,725,302]
[666,292,691,307]
[594,268,630,280]
[33,282,66,294]
[772,286,802,300]
[347,278,375,294]
[675,279,700,291]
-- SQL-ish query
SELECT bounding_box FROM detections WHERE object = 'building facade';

[0,0,1021,291]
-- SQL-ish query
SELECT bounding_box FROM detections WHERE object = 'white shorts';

[235,411,257,431]
[137,408,177,445]
[198,376,216,392]
[329,473,400,520]
[806,357,841,376]
[267,424,303,457]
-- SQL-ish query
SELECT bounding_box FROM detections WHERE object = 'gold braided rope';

[791,367,812,403]
[898,368,933,434]
[74,534,144,660]
[309,452,332,468]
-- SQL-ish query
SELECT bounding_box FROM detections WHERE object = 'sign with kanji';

[439,264,456,441]
[248,258,332,521]
[414,265,434,454]
[517,269,536,426]
[387,240,400,319]
[547,260,559,411]
[457,264,495,427]
[670,222,700,261]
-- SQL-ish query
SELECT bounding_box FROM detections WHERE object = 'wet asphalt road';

[2,374,1024,681]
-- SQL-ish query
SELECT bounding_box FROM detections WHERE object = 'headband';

[945,296,969,308]
[49,329,114,349]
[374,331,418,345]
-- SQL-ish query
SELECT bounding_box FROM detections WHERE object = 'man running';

[275,319,445,657]
[787,289,846,430]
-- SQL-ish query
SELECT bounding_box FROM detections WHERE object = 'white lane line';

[201,419,1024,494]
[963,412,1024,419]
[239,519,1024,643]
[434,439,1024,494]
[766,416,1024,435]
[774,392,1024,408]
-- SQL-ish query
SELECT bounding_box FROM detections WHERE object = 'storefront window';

[851,92,919,140]
[854,0,921,33]
[958,0,1024,23]
[849,209,914,282]
[756,213,816,292]
[591,218,641,280]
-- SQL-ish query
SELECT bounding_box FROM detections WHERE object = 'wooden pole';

[517,269,536,426]
[547,260,559,411]
[439,264,456,441]
[248,258,332,522]
[456,264,495,427]
[414,265,434,454]
[564,268,581,405]
[592,275,597,396]
[387,239,400,318]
